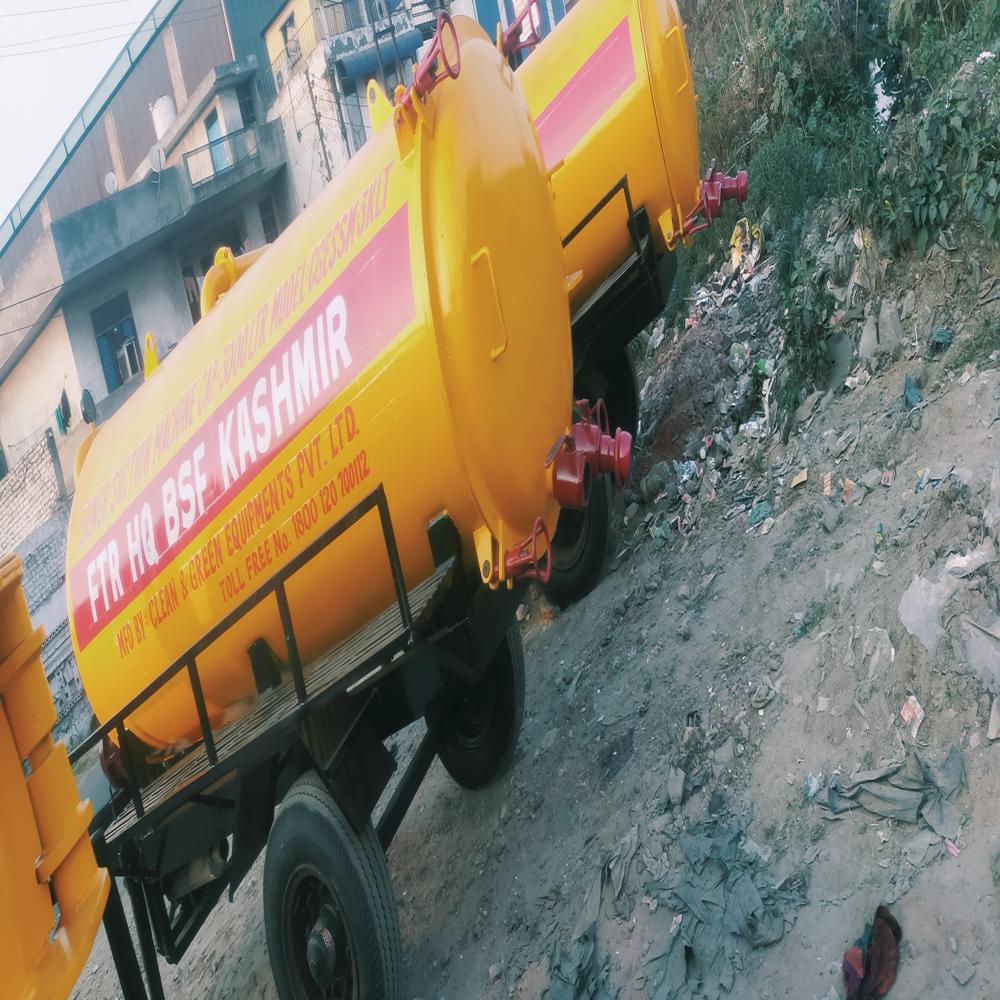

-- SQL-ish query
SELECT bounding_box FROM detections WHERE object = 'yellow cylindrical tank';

[517,0,702,305]
[0,554,109,1000]
[66,18,573,752]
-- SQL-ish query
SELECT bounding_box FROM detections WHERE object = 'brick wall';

[0,432,64,555]
[14,493,93,749]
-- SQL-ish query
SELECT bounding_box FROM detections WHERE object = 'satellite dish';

[104,171,119,195]
[80,389,97,425]
[148,144,165,174]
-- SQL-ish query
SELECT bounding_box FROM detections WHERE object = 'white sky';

[0,0,157,220]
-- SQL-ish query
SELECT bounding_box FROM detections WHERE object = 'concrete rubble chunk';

[988,697,1000,741]
[878,299,904,354]
[666,766,686,807]
[858,314,879,360]
[950,955,976,986]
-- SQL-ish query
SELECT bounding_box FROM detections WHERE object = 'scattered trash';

[823,472,833,497]
[607,825,639,900]
[872,560,890,577]
[790,468,808,488]
[903,375,923,409]
[843,477,857,504]
[880,469,895,488]
[945,838,961,859]
[729,218,764,276]
[728,341,750,373]
[748,500,773,527]
[816,747,966,841]
[899,695,925,741]
[902,829,941,867]
[646,815,809,1000]
[805,772,824,800]
[863,628,895,694]
[842,905,901,1000]
[930,327,953,354]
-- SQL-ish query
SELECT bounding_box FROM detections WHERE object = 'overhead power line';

[0,0,130,17]
[0,1,222,48]
[0,7,225,59]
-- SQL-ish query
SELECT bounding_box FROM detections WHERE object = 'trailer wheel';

[436,621,525,790]
[264,772,400,1000]
[542,475,611,608]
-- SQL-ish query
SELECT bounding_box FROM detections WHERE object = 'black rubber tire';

[542,473,611,608]
[436,621,525,790]
[598,345,641,439]
[264,771,401,1000]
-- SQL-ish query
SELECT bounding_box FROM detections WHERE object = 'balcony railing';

[322,0,367,35]
[262,2,388,104]
[183,125,259,191]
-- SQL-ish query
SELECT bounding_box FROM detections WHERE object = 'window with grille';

[236,80,257,127]
[259,198,280,243]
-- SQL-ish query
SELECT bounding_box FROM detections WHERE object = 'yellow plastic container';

[67,18,573,752]
[517,0,701,305]
[0,554,109,1000]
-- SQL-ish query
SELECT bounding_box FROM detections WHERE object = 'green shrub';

[881,55,1000,251]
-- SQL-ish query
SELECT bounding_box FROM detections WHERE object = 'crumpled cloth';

[844,905,902,999]
[645,816,809,999]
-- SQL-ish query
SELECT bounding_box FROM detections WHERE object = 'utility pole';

[304,68,333,184]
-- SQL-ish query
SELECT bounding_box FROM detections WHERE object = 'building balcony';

[49,120,286,287]
[183,125,261,199]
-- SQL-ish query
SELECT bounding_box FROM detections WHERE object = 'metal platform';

[103,557,454,849]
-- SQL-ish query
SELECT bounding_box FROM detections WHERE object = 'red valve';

[679,160,749,240]
[399,13,460,111]
[549,399,633,510]
[500,0,543,58]
[504,517,552,584]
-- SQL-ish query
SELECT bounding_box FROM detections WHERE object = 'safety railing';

[182,125,259,189]
[68,483,414,825]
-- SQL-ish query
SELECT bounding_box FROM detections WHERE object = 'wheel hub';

[305,905,339,988]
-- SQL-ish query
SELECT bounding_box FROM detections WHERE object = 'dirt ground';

[74,237,1000,999]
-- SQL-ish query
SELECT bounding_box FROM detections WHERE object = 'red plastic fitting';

[504,517,552,584]
[680,160,749,239]
[500,0,542,58]
[551,443,591,509]
[549,399,633,510]
[398,13,460,111]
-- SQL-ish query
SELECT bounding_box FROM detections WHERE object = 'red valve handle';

[504,516,552,584]
[409,12,460,106]
[500,0,542,58]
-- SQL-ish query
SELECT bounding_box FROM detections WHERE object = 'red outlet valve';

[549,399,633,510]
[680,160,749,239]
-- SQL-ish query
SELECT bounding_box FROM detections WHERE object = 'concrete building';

[258,0,422,210]
[0,0,294,484]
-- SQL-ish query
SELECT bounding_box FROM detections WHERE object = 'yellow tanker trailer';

[6,17,631,1000]
[509,0,747,603]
